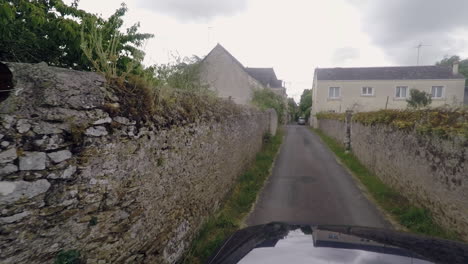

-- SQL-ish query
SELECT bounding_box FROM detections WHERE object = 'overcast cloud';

[332,47,360,64]
[136,0,248,22]
[351,0,468,65]
[68,0,468,102]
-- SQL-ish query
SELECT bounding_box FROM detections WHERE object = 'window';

[431,86,444,98]
[328,87,340,98]
[361,87,373,96]
[395,86,408,98]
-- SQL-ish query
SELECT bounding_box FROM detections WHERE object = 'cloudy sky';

[67,0,468,101]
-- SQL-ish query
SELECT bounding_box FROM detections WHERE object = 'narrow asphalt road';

[246,125,391,228]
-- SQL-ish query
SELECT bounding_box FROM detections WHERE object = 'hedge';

[316,109,468,138]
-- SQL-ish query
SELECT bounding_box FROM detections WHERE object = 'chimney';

[453,61,459,75]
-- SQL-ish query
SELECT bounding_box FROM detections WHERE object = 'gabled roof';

[203,44,284,88]
[316,66,465,81]
[245,68,283,88]
[205,44,247,72]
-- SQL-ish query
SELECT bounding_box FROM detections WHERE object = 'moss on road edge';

[311,128,461,242]
[180,129,284,264]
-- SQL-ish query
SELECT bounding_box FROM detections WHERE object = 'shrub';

[353,109,468,138]
[252,88,286,124]
[316,112,346,121]
[407,89,432,109]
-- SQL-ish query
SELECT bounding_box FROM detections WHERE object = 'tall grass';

[311,128,460,241]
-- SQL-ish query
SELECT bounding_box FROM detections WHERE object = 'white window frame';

[328,87,341,99]
[395,86,408,99]
[361,86,374,96]
[431,86,445,99]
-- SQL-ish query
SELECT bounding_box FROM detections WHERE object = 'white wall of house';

[311,78,465,127]
[199,45,264,105]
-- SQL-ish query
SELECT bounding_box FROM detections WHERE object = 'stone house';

[245,67,287,98]
[200,44,287,105]
[310,64,466,127]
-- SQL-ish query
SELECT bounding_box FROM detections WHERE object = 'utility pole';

[415,43,431,65]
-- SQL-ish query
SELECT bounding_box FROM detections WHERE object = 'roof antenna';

[415,42,431,65]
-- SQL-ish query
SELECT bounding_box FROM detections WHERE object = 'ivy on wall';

[317,109,468,138]
[316,112,346,121]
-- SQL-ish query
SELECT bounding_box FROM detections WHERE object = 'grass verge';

[311,128,460,241]
[181,129,284,264]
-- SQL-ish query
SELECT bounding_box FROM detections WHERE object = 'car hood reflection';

[239,228,431,264]
[207,223,468,264]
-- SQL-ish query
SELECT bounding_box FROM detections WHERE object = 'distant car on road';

[298,118,306,125]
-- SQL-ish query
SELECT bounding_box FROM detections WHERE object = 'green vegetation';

[54,250,82,264]
[407,89,432,108]
[317,109,468,138]
[252,88,286,123]
[0,1,152,73]
[352,109,468,138]
[311,128,460,241]
[287,98,299,122]
[298,89,312,121]
[182,130,284,264]
[436,55,468,85]
[316,112,346,121]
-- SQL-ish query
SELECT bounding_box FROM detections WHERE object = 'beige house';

[310,65,465,127]
[200,44,287,105]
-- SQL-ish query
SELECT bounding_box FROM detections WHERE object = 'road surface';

[246,125,391,228]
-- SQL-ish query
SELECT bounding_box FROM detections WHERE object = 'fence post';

[344,110,353,153]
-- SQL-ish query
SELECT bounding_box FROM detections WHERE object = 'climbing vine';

[318,109,468,138]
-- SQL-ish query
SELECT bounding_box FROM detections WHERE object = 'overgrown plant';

[287,98,299,122]
[407,89,432,109]
[316,112,346,121]
[298,89,312,120]
[352,109,468,138]
[80,18,122,80]
[0,1,152,72]
[252,88,286,123]
[80,4,151,81]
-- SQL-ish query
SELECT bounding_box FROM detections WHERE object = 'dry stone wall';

[0,62,272,264]
[317,118,468,240]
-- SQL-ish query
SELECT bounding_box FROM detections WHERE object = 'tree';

[287,98,298,122]
[436,55,468,85]
[407,89,432,108]
[0,0,153,73]
[252,88,286,124]
[298,89,312,121]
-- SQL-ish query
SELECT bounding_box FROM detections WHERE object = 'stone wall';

[316,119,346,144]
[317,118,468,240]
[0,62,272,263]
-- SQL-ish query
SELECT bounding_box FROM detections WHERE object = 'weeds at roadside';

[311,128,460,241]
[181,130,284,264]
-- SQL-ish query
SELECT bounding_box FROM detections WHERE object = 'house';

[310,64,466,127]
[245,67,287,98]
[199,44,287,105]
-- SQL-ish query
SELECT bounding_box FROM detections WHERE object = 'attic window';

[0,62,13,103]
